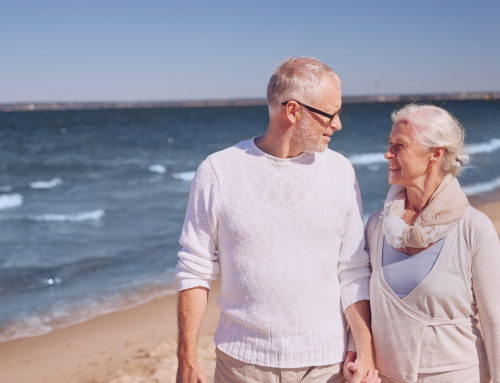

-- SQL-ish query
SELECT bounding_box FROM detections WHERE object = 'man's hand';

[343,351,380,383]
[176,287,209,383]
[344,300,377,383]
[177,359,207,383]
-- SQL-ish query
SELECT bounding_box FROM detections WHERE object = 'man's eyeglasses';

[281,100,342,123]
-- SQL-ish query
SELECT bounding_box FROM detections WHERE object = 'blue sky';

[1,0,499,103]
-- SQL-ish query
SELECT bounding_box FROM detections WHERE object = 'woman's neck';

[404,175,444,222]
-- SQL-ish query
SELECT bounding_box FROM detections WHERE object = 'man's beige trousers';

[214,348,346,383]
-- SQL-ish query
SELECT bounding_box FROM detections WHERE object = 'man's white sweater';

[177,138,370,368]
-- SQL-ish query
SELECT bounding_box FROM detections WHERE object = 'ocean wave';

[0,194,23,210]
[0,284,177,343]
[348,153,386,165]
[30,178,63,189]
[172,171,196,181]
[0,186,12,192]
[148,164,166,174]
[466,138,500,155]
[462,177,500,195]
[347,138,500,166]
[30,209,105,222]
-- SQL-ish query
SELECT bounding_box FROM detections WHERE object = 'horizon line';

[1,91,498,112]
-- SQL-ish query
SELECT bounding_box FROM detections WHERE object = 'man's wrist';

[177,352,198,363]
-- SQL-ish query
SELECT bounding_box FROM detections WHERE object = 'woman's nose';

[384,148,394,160]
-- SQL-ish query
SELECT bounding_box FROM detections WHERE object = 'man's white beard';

[291,116,327,153]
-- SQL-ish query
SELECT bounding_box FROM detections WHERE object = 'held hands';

[343,351,381,383]
[176,359,207,383]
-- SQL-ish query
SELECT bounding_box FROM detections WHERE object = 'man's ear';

[285,102,299,124]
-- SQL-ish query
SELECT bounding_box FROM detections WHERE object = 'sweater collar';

[246,137,316,167]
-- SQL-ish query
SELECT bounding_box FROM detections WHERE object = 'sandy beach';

[1,194,499,383]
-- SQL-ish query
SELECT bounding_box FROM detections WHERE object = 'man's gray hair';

[267,57,342,116]
[391,104,470,177]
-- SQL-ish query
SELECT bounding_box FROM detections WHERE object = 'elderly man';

[176,57,377,383]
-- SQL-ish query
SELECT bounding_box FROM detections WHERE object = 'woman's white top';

[382,237,445,299]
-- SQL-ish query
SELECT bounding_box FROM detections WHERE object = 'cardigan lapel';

[372,218,470,326]
[402,227,458,306]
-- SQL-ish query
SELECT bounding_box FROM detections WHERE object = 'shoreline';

[0,285,178,345]
[0,280,222,383]
[0,190,499,383]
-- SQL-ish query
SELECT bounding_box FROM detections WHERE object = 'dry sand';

[0,195,499,383]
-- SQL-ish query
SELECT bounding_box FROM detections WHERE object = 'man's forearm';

[345,299,374,363]
[177,286,209,361]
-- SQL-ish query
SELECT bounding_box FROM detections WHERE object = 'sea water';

[0,100,499,342]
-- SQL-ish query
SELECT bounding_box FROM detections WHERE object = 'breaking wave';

[462,177,500,195]
[172,171,196,181]
[30,209,105,222]
[347,138,500,166]
[148,164,166,174]
[0,194,23,209]
[348,153,386,165]
[30,178,63,189]
[0,284,177,343]
[466,138,500,155]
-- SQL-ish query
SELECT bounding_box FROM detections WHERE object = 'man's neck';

[254,126,303,159]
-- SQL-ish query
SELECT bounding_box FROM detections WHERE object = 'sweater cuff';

[341,276,370,312]
[178,278,212,292]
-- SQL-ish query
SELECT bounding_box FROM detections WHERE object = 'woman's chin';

[388,175,400,185]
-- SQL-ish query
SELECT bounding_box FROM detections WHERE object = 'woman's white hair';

[267,57,341,116]
[391,104,469,177]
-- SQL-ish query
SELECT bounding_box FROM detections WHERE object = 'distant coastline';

[1,91,498,112]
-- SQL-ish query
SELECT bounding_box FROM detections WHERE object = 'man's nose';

[330,117,342,131]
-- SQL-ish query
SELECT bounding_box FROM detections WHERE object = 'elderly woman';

[349,104,500,383]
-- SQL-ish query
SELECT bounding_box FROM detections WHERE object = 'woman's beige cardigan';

[365,206,500,382]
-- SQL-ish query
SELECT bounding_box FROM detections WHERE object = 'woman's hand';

[344,351,381,383]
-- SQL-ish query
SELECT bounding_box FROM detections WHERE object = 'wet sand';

[1,193,499,383]
[0,281,221,383]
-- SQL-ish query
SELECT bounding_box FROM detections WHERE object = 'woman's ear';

[429,147,445,167]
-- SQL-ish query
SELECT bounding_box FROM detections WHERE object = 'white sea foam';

[0,194,23,209]
[0,186,12,192]
[347,138,500,166]
[462,177,500,195]
[172,171,196,181]
[30,178,63,189]
[31,209,105,222]
[348,153,386,165]
[148,164,166,174]
[0,284,177,343]
[466,138,500,154]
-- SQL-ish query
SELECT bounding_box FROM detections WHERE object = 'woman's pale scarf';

[382,174,470,248]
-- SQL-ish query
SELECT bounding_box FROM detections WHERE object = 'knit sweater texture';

[176,138,371,368]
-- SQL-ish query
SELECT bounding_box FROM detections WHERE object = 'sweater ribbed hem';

[178,278,212,291]
[214,312,347,368]
[340,277,370,312]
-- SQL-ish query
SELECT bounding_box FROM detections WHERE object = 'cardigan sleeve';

[338,176,372,312]
[472,215,500,382]
[176,158,220,291]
